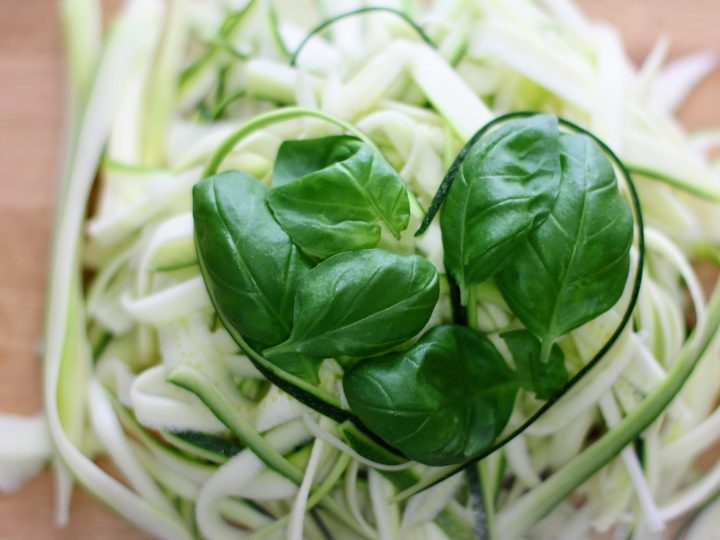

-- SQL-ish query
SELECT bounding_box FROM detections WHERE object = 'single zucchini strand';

[289,6,436,67]
[626,164,720,203]
[168,366,304,483]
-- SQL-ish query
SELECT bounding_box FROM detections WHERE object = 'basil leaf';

[193,170,312,348]
[344,325,518,466]
[440,115,562,298]
[267,136,411,259]
[272,135,358,186]
[497,133,634,355]
[264,249,439,359]
[501,330,568,400]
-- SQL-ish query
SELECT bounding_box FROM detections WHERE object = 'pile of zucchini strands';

[3,0,720,539]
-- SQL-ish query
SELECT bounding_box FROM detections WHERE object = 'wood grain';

[0,1,717,538]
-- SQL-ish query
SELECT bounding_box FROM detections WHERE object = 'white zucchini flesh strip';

[254,385,304,433]
[237,468,298,501]
[301,410,413,471]
[645,228,706,335]
[527,316,635,436]
[369,469,401,540]
[136,212,194,294]
[122,276,211,325]
[661,405,720,469]
[344,460,377,537]
[130,441,204,500]
[660,457,720,521]
[42,0,193,536]
[623,131,720,203]
[411,42,493,140]
[650,51,719,114]
[685,495,720,540]
[504,435,541,488]
[591,23,630,152]
[288,438,325,540]
[88,379,177,516]
[246,60,326,104]
[634,36,670,99]
[400,474,463,533]
[469,17,595,111]
[130,365,228,433]
[325,40,415,120]
[0,414,52,493]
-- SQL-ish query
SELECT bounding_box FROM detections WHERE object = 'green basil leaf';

[264,249,439,359]
[501,330,568,400]
[344,325,518,466]
[497,133,634,355]
[272,135,359,186]
[267,136,411,259]
[193,170,312,348]
[440,115,562,298]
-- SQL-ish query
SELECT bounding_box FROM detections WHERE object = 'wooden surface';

[0,1,718,538]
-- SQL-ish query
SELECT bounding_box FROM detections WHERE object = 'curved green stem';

[202,106,381,177]
[290,7,436,67]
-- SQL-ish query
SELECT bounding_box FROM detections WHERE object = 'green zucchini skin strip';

[289,6,436,67]
[626,164,720,203]
[168,365,306,484]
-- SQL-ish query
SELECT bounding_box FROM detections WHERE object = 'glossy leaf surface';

[344,325,518,466]
[193,170,312,348]
[440,115,562,297]
[264,249,439,358]
[497,133,633,351]
[268,136,410,259]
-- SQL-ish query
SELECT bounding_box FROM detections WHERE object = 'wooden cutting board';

[0,1,717,538]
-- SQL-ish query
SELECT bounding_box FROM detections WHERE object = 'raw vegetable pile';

[2,0,720,539]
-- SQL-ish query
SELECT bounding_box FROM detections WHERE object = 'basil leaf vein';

[193,170,312,348]
[497,133,634,358]
[264,249,439,358]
